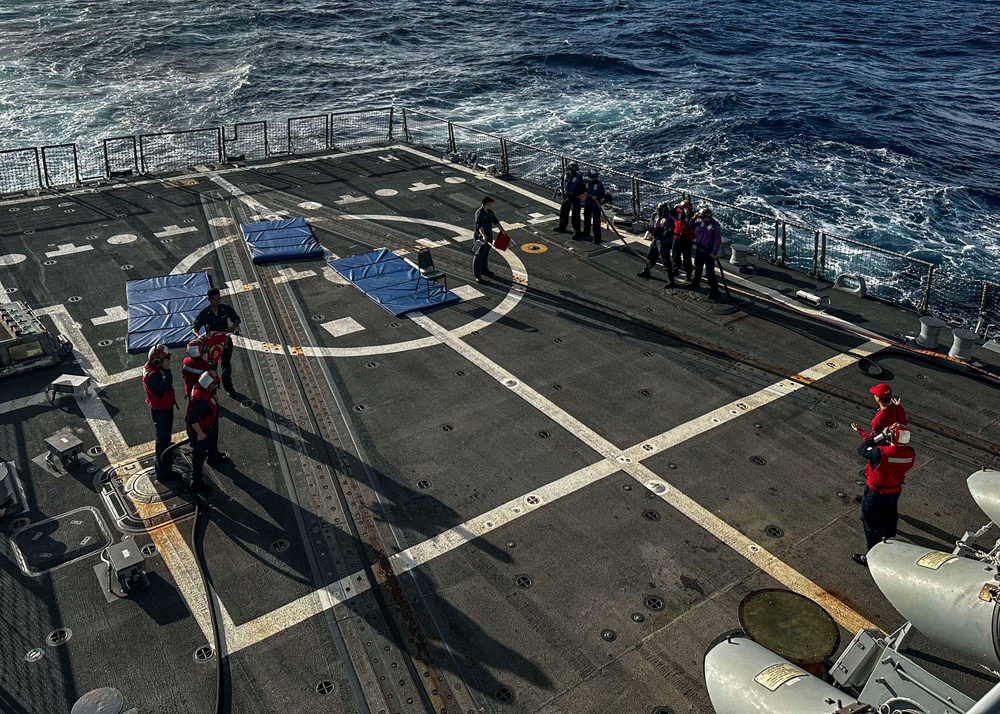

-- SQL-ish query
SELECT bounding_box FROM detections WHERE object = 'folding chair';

[415,248,447,297]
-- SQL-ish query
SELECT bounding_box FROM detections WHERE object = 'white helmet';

[146,344,169,366]
[197,370,220,392]
[186,342,204,359]
[887,423,911,445]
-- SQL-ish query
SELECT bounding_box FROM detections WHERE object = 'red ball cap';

[869,383,892,399]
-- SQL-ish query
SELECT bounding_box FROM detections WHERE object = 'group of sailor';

[140,288,242,495]
[551,162,610,244]
[637,199,723,299]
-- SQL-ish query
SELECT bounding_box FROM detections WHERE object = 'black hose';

[160,436,226,714]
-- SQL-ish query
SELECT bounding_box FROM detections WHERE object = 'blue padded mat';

[328,249,459,316]
[125,272,210,353]
[240,216,325,264]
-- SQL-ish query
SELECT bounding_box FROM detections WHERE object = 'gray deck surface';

[1,144,998,713]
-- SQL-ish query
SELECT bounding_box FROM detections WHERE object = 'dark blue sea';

[2,0,998,280]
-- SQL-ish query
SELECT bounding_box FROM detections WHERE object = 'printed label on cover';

[754,663,806,691]
[916,552,957,570]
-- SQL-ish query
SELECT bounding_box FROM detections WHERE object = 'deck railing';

[0,105,994,335]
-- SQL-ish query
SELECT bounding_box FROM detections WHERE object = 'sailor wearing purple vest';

[689,206,722,301]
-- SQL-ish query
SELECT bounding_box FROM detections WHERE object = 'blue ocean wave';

[0,0,997,279]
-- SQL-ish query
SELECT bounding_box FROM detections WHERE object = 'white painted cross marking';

[334,195,369,205]
[91,306,128,326]
[409,182,440,192]
[321,267,349,285]
[528,213,557,225]
[222,279,258,296]
[378,155,400,163]
[154,225,199,238]
[272,268,317,285]
[44,243,93,258]
[321,317,365,338]
[416,238,450,249]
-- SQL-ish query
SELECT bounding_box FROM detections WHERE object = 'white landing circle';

[107,234,138,245]
[444,177,466,184]
[298,201,323,210]
[374,189,398,197]
[0,253,27,266]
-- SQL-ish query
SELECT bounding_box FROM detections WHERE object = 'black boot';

[637,268,651,278]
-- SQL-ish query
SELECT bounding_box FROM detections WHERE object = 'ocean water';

[1,0,998,281]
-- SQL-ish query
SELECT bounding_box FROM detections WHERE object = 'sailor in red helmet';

[852,422,916,567]
[185,369,229,495]
[142,344,177,482]
[181,338,211,399]
[851,383,906,440]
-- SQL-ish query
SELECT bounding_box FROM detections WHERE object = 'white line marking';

[91,306,128,325]
[155,225,199,238]
[222,279,259,296]
[171,236,237,275]
[272,268,318,285]
[409,182,439,192]
[321,266,349,285]
[334,194,369,205]
[44,243,93,258]
[0,392,48,415]
[416,238,450,248]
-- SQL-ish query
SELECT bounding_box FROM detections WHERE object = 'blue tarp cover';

[125,272,210,353]
[240,216,325,264]
[328,249,459,316]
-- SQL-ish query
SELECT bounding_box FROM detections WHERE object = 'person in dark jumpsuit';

[553,162,584,237]
[852,423,915,567]
[581,171,607,244]
[689,207,722,300]
[192,288,241,398]
[672,200,695,281]
[473,195,501,283]
[142,344,176,483]
[185,370,229,495]
[637,202,677,288]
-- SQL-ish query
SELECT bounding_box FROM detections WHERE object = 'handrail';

[0,104,994,331]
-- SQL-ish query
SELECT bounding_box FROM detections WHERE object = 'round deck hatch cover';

[71,687,124,714]
[737,588,840,666]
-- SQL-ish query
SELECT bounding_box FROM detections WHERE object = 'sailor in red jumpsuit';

[853,422,915,567]
[142,344,176,482]
[185,370,229,495]
[851,383,906,440]
[181,339,212,399]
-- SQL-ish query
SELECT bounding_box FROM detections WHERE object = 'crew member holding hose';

[185,370,228,495]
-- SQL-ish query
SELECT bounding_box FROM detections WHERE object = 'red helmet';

[885,423,911,446]
[197,370,221,392]
[204,333,227,362]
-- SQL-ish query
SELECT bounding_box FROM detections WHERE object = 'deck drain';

[121,264,133,270]
[644,307,655,313]
[764,525,785,538]
[417,480,431,490]
[484,295,492,301]
[642,351,653,357]
[68,296,82,302]
[631,613,646,623]
[471,330,480,335]
[505,540,516,548]
[389,322,400,328]
[639,389,652,397]
[98,340,112,347]
[915,373,927,380]
[315,680,336,696]
[623,483,633,490]
[182,218,195,223]
[515,575,533,589]
[837,491,847,498]
[726,325,738,332]
[366,361,379,369]
[494,688,514,703]
[46,628,72,647]
[750,456,767,466]
[10,517,30,531]
[240,399,255,408]
[115,213,128,218]
[87,445,104,456]
[193,645,215,662]
[24,648,44,663]
[4,288,16,294]
[644,595,665,612]
[553,338,563,344]
[311,314,324,321]
[524,495,541,506]
[43,260,56,266]
[353,404,366,412]
[455,370,466,376]
[601,629,617,642]
[161,238,172,243]
[23,229,34,234]
[643,510,661,522]
[270,539,290,552]
[825,420,838,428]
[552,383,563,390]
[140,544,157,557]
[652,708,675,714]
[536,430,550,439]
